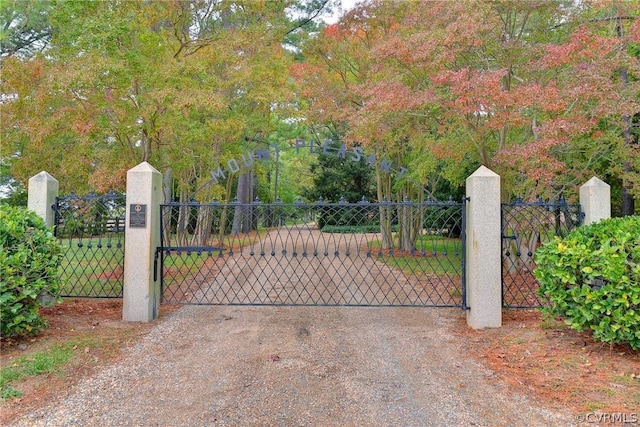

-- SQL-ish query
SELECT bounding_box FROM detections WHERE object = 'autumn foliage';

[1,0,639,210]
[294,0,639,205]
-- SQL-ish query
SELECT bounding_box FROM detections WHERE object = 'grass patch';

[539,314,566,330]
[367,234,461,252]
[612,373,640,387]
[584,402,605,411]
[368,235,462,275]
[381,254,461,276]
[162,250,213,278]
[0,334,113,401]
[59,236,124,297]
[1,341,78,400]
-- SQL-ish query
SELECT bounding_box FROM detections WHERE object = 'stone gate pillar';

[465,166,502,329]
[123,162,162,322]
[27,171,58,227]
[580,177,610,225]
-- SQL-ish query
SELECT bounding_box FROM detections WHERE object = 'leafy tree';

[0,0,51,58]
[1,1,335,199]
[0,162,26,206]
[297,0,639,211]
[510,0,640,208]
[303,139,376,203]
[263,118,317,203]
[291,1,414,203]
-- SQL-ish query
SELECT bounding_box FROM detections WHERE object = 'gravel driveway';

[12,304,576,427]
[11,225,577,426]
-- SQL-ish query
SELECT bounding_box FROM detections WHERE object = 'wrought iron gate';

[53,191,126,297]
[157,198,466,307]
[501,197,582,308]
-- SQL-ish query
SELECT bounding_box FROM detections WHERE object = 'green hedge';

[321,223,403,234]
[534,216,640,349]
[0,206,63,338]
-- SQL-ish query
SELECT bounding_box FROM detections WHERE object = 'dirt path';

[185,226,459,306]
[8,228,577,426]
[10,305,575,427]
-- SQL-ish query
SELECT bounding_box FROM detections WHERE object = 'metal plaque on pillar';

[129,204,147,228]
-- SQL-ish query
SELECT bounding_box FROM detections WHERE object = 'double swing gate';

[49,190,585,310]
[157,198,467,308]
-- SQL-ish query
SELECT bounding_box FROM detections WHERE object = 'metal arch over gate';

[157,199,466,308]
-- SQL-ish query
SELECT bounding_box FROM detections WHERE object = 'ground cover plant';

[0,299,175,424]
[1,341,76,399]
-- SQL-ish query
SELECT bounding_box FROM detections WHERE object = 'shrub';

[534,216,640,349]
[0,206,63,339]
[321,224,387,234]
[317,204,382,230]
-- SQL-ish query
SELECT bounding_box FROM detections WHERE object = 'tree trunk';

[398,202,416,252]
[376,170,394,249]
[176,188,190,246]
[191,204,212,246]
[622,109,635,215]
[216,175,234,247]
[396,188,417,252]
[161,168,172,247]
[232,172,253,234]
[618,21,636,216]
